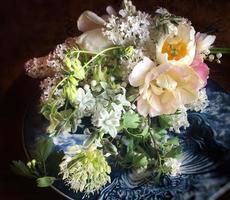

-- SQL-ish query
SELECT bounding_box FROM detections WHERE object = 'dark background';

[0,0,230,199]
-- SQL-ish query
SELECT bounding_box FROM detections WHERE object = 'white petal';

[76,29,112,52]
[106,6,117,16]
[197,33,216,52]
[77,10,106,32]
[128,57,154,87]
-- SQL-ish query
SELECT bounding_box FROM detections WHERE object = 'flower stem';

[210,47,230,54]
[83,46,122,69]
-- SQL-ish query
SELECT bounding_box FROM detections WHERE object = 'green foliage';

[11,160,34,178]
[102,139,118,156]
[32,137,54,162]
[11,138,57,188]
[122,111,140,129]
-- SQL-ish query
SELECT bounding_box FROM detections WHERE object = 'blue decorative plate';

[23,80,230,200]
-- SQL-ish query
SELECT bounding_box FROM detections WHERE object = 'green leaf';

[122,111,140,129]
[166,137,179,146]
[165,146,182,158]
[11,160,33,178]
[36,176,56,187]
[127,138,134,153]
[33,137,54,162]
[103,139,118,155]
[158,115,171,129]
[133,155,148,168]
[83,133,98,148]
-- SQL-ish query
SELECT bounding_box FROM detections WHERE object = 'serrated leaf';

[33,137,54,162]
[122,111,140,129]
[11,160,33,178]
[36,176,56,187]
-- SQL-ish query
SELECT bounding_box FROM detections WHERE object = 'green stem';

[83,46,121,69]
[49,77,68,100]
[71,50,108,56]
[210,47,230,54]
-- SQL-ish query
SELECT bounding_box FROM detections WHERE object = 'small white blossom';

[92,105,121,138]
[75,88,96,116]
[104,10,151,47]
[90,80,97,87]
[164,158,181,176]
[169,106,189,133]
[115,87,131,107]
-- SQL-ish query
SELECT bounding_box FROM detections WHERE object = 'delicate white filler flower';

[186,88,209,112]
[169,106,189,133]
[164,158,181,176]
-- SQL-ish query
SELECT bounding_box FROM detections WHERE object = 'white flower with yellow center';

[156,22,196,66]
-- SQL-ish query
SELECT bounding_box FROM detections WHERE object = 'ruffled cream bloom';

[129,57,204,117]
[156,22,196,66]
[76,10,113,52]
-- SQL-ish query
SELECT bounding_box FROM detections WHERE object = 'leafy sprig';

[11,138,57,187]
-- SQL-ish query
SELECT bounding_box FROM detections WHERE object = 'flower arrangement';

[12,0,229,196]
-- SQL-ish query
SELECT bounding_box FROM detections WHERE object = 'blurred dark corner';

[0,0,229,199]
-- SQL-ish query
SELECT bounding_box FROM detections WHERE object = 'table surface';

[0,0,230,199]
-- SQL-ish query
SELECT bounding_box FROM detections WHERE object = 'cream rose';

[129,57,204,117]
[156,22,196,66]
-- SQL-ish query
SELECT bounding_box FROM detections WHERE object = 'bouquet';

[12,0,228,196]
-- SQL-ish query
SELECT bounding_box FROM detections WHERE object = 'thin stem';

[210,47,230,54]
[83,46,121,69]
[49,77,68,100]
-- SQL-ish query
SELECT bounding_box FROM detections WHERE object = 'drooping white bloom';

[59,145,111,194]
[75,88,96,116]
[164,158,181,176]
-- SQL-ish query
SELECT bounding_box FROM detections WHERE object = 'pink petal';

[191,59,209,86]
[77,11,106,32]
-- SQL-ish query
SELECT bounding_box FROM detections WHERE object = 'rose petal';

[77,11,106,32]
[137,97,151,117]
[191,60,209,86]
[76,28,112,52]
[128,57,154,87]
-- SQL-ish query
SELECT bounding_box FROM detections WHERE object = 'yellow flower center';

[162,37,187,60]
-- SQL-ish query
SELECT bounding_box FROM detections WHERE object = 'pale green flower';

[59,145,111,194]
